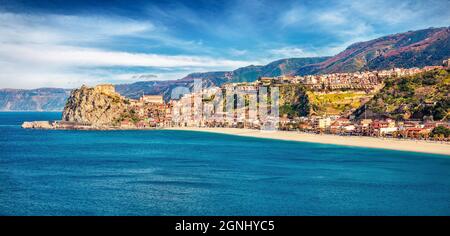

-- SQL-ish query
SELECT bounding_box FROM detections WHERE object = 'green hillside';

[354,68,450,120]
[277,84,375,118]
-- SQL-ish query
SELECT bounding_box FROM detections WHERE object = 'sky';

[0,0,449,89]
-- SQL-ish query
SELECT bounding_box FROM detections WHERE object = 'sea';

[0,112,449,215]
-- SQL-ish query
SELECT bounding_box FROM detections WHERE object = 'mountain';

[297,27,450,75]
[230,57,331,83]
[115,57,329,100]
[353,68,450,120]
[115,71,233,101]
[1,27,449,111]
[0,88,70,111]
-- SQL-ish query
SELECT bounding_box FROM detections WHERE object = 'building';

[259,77,275,86]
[443,58,450,68]
[314,117,332,130]
[403,127,430,139]
[94,84,116,95]
[136,121,149,128]
[378,127,398,136]
[357,119,373,135]
[330,118,351,134]
[120,120,135,128]
[141,95,164,104]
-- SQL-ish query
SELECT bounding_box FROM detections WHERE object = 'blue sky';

[0,0,449,88]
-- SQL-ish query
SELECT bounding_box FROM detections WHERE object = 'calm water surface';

[0,112,449,215]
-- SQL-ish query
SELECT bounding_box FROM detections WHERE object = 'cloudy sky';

[0,0,449,88]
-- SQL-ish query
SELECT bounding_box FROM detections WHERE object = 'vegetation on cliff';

[307,91,374,116]
[278,84,311,118]
[277,84,375,118]
[62,85,129,126]
[354,69,450,120]
[113,109,141,126]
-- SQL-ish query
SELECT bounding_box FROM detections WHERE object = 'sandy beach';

[165,127,450,156]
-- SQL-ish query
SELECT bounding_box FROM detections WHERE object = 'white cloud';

[0,44,254,88]
[0,59,225,89]
[0,44,252,68]
[338,0,450,28]
[343,0,416,25]
[269,43,354,60]
[0,12,154,45]
[1,0,448,89]
[269,47,319,58]
[315,11,347,26]
[0,12,255,88]
[229,48,248,56]
[279,6,306,27]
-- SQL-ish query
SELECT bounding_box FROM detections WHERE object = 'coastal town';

[4,0,450,219]
[22,58,450,142]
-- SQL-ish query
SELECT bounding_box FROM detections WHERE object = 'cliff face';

[278,84,311,118]
[307,91,374,117]
[62,84,128,125]
[353,68,450,120]
[277,84,374,118]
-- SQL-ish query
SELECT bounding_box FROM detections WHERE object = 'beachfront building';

[369,119,396,136]
[313,117,332,131]
[356,119,373,136]
[330,118,352,134]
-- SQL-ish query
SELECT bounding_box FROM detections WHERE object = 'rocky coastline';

[21,84,165,130]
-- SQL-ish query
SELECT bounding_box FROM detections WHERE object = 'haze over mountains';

[1,26,449,111]
[0,88,70,111]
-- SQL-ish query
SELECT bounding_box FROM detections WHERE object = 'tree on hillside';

[431,126,450,138]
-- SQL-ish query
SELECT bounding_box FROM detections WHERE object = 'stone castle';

[93,84,117,96]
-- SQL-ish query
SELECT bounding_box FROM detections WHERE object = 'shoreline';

[165,127,450,156]
[20,120,450,155]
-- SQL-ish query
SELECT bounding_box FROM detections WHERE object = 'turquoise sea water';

[0,112,449,215]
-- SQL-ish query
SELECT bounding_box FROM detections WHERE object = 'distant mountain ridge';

[0,88,70,111]
[297,27,450,75]
[1,26,449,111]
[116,57,330,100]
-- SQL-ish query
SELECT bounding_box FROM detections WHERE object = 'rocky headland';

[62,84,128,126]
[21,84,153,130]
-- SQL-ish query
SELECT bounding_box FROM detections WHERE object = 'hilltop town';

[23,58,450,141]
[168,62,449,140]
